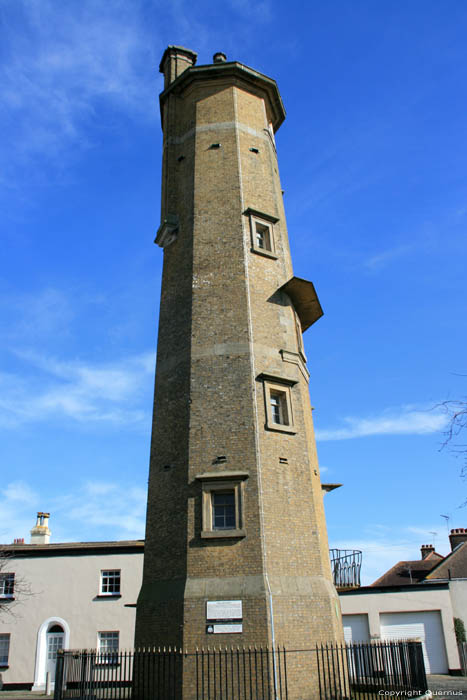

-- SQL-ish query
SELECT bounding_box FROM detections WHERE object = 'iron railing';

[329,548,362,589]
[458,641,467,676]
[54,641,427,700]
[54,647,287,700]
[313,640,427,699]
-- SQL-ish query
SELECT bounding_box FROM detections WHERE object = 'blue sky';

[1,0,466,585]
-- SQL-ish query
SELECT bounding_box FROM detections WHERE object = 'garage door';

[343,614,370,644]
[380,611,448,674]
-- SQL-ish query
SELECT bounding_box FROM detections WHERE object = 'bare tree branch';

[0,547,33,618]
[437,396,467,475]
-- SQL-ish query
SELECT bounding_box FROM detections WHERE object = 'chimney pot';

[213,52,227,64]
[421,544,435,559]
[30,511,51,545]
[449,528,467,551]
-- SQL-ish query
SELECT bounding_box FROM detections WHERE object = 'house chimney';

[449,528,467,551]
[420,544,435,559]
[30,512,51,545]
[159,45,197,90]
[13,538,24,545]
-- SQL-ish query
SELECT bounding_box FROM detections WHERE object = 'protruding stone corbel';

[155,214,179,248]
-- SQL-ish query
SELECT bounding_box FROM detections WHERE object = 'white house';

[0,513,144,690]
[339,531,467,676]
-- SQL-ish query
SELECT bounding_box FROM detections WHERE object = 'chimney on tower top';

[30,512,51,545]
[159,45,197,90]
[449,528,467,551]
[420,544,435,559]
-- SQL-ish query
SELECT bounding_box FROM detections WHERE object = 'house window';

[260,375,297,434]
[195,472,249,539]
[212,491,236,530]
[244,207,278,259]
[0,634,10,666]
[0,573,14,598]
[100,570,121,596]
[98,632,119,663]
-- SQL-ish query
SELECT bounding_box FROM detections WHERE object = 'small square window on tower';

[258,373,297,434]
[195,472,249,539]
[244,208,279,259]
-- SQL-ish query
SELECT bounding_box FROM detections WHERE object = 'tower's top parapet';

[158,45,286,132]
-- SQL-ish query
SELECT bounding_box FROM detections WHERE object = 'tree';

[439,398,467,474]
[0,548,32,618]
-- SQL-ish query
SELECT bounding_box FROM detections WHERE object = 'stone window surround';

[195,472,249,539]
[244,207,279,259]
[258,372,297,434]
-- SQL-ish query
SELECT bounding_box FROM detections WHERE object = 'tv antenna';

[440,515,450,534]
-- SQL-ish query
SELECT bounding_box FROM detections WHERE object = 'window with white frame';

[260,375,297,434]
[100,570,121,595]
[244,208,278,258]
[0,573,14,598]
[98,631,119,663]
[0,634,10,666]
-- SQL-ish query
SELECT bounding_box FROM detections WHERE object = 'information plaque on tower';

[206,600,242,620]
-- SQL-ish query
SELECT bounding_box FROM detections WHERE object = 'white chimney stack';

[30,512,51,545]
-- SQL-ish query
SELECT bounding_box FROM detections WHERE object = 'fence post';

[53,650,65,700]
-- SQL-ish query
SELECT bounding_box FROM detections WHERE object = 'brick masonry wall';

[135,51,343,698]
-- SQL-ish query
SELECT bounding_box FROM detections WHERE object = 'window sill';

[0,596,15,601]
[265,422,296,435]
[0,665,9,670]
[251,247,278,260]
[95,594,122,599]
[201,529,246,540]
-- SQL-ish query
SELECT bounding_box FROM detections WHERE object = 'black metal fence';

[54,640,427,700]
[313,640,427,699]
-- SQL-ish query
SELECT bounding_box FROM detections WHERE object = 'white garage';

[342,614,370,644]
[380,611,448,674]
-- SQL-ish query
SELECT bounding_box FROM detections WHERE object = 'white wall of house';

[448,580,467,632]
[340,586,460,673]
[0,549,143,688]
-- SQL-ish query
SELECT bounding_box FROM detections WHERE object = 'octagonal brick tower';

[135,45,343,683]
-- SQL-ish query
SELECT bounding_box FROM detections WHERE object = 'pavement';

[0,676,466,699]
[427,675,467,698]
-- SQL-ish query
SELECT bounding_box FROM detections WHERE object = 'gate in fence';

[54,640,428,700]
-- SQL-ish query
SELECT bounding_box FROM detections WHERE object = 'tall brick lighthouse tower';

[135,45,343,685]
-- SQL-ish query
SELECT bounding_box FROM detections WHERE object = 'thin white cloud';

[0,288,74,342]
[53,481,146,541]
[0,482,40,544]
[330,526,451,586]
[0,0,159,184]
[364,244,412,271]
[0,480,146,544]
[0,350,154,428]
[316,405,448,441]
